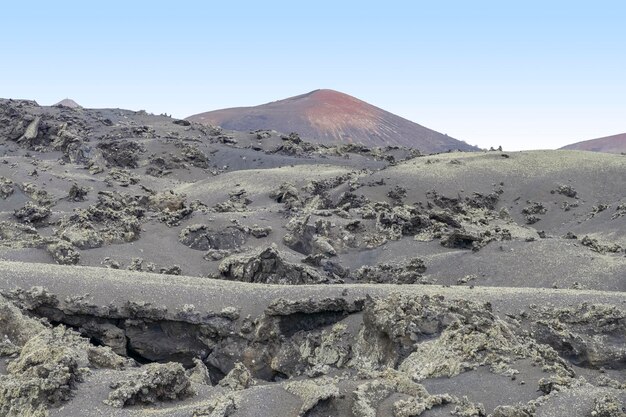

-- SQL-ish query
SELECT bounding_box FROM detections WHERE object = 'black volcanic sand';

[0,98,625,416]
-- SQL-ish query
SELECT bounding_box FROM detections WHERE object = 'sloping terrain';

[187,89,478,153]
[561,132,626,154]
[0,98,625,416]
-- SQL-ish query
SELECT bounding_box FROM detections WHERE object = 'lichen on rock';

[352,371,451,417]
[192,393,239,417]
[46,240,80,265]
[0,308,128,417]
[285,377,340,416]
[188,358,212,385]
[218,362,255,390]
[591,393,625,417]
[352,293,572,381]
[104,362,194,407]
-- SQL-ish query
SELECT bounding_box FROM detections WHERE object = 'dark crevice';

[206,363,226,386]
[125,336,152,365]
[19,306,248,385]
[271,370,289,382]
[88,337,105,348]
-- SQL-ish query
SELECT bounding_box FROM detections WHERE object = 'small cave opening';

[277,311,348,338]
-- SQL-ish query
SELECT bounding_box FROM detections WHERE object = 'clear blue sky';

[1,1,625,150]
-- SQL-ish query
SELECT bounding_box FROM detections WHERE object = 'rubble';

[67,183,88,201]
[13,202,51,224]
[0,176,14,199]
[218,246,334,284]
[97,140,144,168]
[180,224,247,251]
[581,235,623,254]
[353,257,429,284]
[46,240,80,265]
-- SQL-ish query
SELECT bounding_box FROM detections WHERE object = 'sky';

[1,1,625,151]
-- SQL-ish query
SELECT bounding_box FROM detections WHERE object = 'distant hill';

[187,89,478,153]
[53,98,82,108]
[560,133,626,154]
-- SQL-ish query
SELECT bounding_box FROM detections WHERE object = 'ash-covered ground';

[0,98,624,416]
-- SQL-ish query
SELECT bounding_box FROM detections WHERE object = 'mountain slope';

[560,132,626,153]
[187,89,478,153]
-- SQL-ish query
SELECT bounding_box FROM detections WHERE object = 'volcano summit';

[187,89,477,153]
